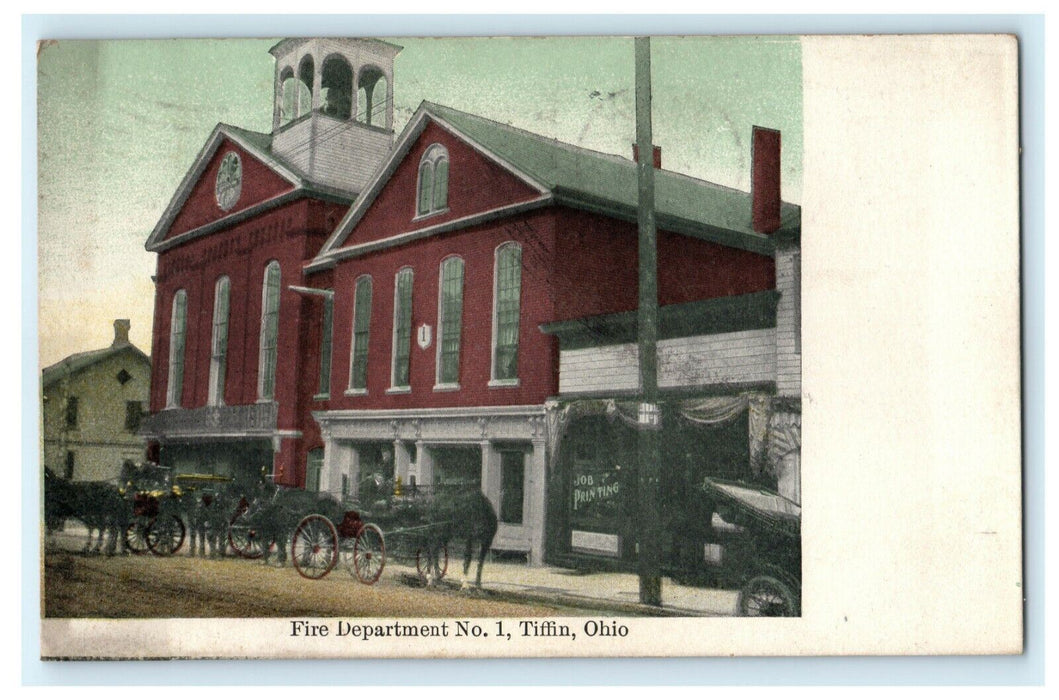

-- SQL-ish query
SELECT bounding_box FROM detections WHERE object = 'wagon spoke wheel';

[123,517,150,555]
[228,511,268,559]
[291,514,338,580]
[416,544,448,583]
[353,523,386,585]
[737,575,799,617]
[146,515,186,556]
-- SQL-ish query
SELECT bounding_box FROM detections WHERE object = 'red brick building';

[142,38,801,569]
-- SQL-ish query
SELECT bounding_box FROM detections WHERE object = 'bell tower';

[268,38,401,195]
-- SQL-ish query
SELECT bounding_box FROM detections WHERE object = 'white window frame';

[388,267,414,394]
[257,261,281,402]
[489,241,522,388]
[414,143,450,220]
[434,255,464,391]
[166,289,187,408]
[208,276,230,406]
[346,275,373,396]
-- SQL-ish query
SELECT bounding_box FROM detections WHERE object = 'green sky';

[37,36,802,367]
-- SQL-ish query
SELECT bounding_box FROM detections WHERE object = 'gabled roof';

[41,343,150,389]
[310,101,800,269]
[145,123,356,253]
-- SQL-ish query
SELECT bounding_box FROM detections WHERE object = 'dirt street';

[43,544,581,619]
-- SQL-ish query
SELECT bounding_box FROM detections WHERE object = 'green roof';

[424,102,800,254]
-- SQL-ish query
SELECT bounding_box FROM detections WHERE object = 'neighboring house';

[41,320,151,482]
[140,38,801,570]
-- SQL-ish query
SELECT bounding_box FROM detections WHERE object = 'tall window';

[436,257,464,387]
[258,262,281,401]
[125,401,143,432]
[65,396,79,429]
[391,268,413,389]
[166,289,187,408]
[492,243,522,382]
[349,276,373,392]
[208,276,230,406]
[416,144,449,217]
[317,292,334,397]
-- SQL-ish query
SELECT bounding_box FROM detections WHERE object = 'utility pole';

[635,36,662,607]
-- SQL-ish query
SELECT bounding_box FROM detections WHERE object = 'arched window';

[436,256,464,387]
[349,275,373,393]
[356,65,386,126]
[491,243,522,383]
[208,276,230,406]
[391,267,413,389]
[417,144,449,217]
[279,67,296,124]
[166,289,187,408]
[321,54,353,120]
[258,262,281,400]
[297,55,314,117]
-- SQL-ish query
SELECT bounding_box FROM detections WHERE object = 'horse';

[421,488,498,589]
[231,473,344,566]
[185,487,233,558]
[44,470,130,555]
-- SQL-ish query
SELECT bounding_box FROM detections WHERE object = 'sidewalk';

[391,560,740,617]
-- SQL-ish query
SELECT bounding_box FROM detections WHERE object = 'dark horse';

[231,472,344,566]
[421,488,498,589]
[44,469,129,555]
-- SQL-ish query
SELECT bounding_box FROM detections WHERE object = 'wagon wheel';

[737,575,799,617]
[228,511,270,559]
[146,515,186,556]
[415,544,448,583]
[123,516,150,555]
[291,514,339,580]
[352,523,386,585]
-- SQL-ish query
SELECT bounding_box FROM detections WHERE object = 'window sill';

[312,393,330,402]
[433,383,460,393]
[385,386,411,395]
[488,378,520,389]
[344,388,368,397]
[412,207,450,224]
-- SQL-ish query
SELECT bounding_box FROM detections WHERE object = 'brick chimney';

[632,143,662,169]
[751,126,782,234]
[113,319,131,347]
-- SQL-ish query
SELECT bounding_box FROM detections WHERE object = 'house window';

[391,268,413,389]
[492,242,522,383]
[436,256,464,387]
[125,401,143,432]
[64,451,75,480]
[317,292,334,397]
[208,276,230,406]
[416,144,449,217]
[258,261,281,401]
[349,276,373,392]
[116,369,132,385]
[65,396,79,429]
[500,450,525,525]
[306,448,323,492]
[166,289,187,408]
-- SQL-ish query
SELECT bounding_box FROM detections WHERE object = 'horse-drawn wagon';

[288,481,497,587]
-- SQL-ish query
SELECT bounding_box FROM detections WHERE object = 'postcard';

[36,33,1021,659]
